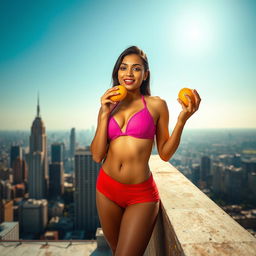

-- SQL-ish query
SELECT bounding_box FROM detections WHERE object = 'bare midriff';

[102,136,154,184]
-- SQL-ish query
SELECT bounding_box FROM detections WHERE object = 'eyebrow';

[120,63,142,67]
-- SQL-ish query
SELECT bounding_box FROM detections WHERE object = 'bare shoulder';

[145,95,168,111]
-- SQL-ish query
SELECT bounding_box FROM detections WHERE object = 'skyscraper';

[10,145,22,169]
[51,143,64,163]
[70,128,76,158]
[19,199,48,234]
[49,143,64,199]
[49,162,64,198]
[13,157,27,184]
[74,148,101,239]
[28,95,48,199]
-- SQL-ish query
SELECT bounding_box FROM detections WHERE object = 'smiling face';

[118,54,148,92]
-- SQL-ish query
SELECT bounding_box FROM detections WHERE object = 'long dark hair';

[111,46,151,96]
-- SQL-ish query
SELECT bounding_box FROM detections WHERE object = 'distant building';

[64,230,85,240]
[212,163,225,194]
[0,222,19,240]
[10,145,22,169]
[0,200,13,223]
[70,128,76,158]
[19,199,48,234]
[48,202,64,218]
[42,230,59,240]
[13,157,27,184]
[0,168,11,181]
[191,163,200,185]
[74,148,101,239]
[248,172,256,197]
[28,95,48,199]
[200,156,211,187]
[241,158,256,174]
[13,183,26,198]
[48,216,73,237]
[241,158,256,185]
[49,162,64,198]
[0,180,12,201]
[224,166,244,202]
[218,154,234,166]
[51,143,64,163]
[232,154,241,168]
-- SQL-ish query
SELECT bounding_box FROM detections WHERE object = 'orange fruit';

[109,85,127,102]
[178,88,195,107]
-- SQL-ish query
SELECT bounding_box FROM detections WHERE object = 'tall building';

[49,162,64,198]
[0,180,12,200]
[200,156,211,187]
[0,200,13,222]
[74,148,101,239]
[241,158,256,186]
[51,143,64,163]
[13,157,27,184]
[224,166,244,202]
[28,95,48,199]
[70,128,76,158]
[0,168,11,181]
[191,163,200,185]
[19,199,48,234]
[212,163,225,194]
[10,145,22,169]
[49,143,64,198]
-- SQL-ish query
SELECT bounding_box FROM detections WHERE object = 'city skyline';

[1,0,256,130]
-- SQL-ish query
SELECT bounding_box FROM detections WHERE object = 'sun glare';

[171,10,215,57]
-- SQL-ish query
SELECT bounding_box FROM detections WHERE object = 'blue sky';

[0,0,255,130]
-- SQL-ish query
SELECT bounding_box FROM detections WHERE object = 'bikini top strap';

[110,101,120,114]
[111,95,146,114]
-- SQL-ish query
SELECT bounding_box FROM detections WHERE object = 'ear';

[143,70,149,81]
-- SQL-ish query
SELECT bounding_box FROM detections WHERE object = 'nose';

[126,67,134,76]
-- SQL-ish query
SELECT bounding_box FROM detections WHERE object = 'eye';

[133,67,141,71]
[119,66,126,71]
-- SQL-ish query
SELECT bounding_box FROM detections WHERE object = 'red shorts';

[96,167,160,208]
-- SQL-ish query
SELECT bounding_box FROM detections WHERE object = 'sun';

[185,21,206,44]
[171,10,215,57]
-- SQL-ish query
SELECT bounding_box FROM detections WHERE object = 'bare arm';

[155,99,184,161]
[157,106,185,162]
[90,108,109,163]
[90,86,120,163]
[156,89,201,161]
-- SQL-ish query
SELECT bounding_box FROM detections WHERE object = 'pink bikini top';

[107,95,156,141]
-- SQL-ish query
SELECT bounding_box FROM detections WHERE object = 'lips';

[124,79,135,85]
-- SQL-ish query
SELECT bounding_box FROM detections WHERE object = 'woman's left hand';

[177,89,201,125]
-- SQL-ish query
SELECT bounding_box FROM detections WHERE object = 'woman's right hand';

[100,86,120,115]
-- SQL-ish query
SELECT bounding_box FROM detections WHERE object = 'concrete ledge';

[145,155,256,256]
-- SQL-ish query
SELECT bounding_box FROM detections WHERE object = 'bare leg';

[115,201,160,256]
[96,189,125,254]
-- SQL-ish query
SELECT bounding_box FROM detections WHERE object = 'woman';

[90,46,201,255]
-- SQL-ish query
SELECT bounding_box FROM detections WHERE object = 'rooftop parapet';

[144,155,256,256]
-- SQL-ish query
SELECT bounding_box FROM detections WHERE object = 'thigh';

[96,189,125,252]
[115,201,160,256]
